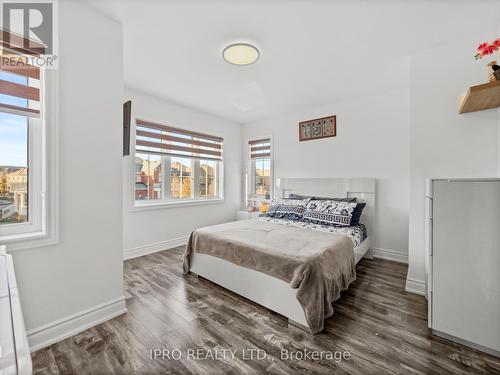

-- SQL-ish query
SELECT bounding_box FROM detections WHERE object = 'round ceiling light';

[222,43,259,66]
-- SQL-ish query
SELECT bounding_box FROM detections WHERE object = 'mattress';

[257,216,367,247]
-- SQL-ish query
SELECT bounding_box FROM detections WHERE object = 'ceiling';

[88,0,500,124]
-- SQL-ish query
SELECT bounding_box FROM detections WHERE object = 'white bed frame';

[190,178,376,332]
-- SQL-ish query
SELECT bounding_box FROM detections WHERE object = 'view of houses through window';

[254,158,271,196]
[200,159,217,198]
[135,153,161,200]
[0,163,29,225]
[249,138,272,197]
[0,75,30,226]
[171,157,193,199]
[135,155,219,202]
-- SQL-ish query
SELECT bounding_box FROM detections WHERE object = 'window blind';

[249,138,271,159]
[136,119,223,162]
[0,29,43,117]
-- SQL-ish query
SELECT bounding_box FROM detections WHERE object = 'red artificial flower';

[486,44,497,54]
[474,38,500,59]
[478,44,495,57]
[477,42,489,52]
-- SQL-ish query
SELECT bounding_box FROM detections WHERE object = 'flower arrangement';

[474,38,500,81]
[474,39,500,59]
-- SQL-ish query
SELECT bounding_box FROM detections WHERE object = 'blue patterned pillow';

[266,199,308,220]
[350,203,366,225]
[303,200,357,226]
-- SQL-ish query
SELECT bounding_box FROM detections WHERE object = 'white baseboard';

[372,247,408,264]
[123,236,189,260]
[405,277,426,296]
[28,296,127,352]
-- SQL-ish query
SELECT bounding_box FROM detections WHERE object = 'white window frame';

[0,115,42,237]
[131,119,225,211]
[0,69,59,251]
[247,136,273,200]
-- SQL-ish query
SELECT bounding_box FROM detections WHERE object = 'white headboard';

[275,178,376,242]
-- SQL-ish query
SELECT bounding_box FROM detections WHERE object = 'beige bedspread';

[183,219,356,333]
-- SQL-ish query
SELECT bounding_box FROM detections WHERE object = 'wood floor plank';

[32,246,500,375]
[32,347,60,375]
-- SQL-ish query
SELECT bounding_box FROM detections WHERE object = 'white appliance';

[426,178,500,357]
[0,245,32,375]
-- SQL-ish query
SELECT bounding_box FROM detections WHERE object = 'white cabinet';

[0,254,16,375]
[0,245,32,375]
[427,179,500,357]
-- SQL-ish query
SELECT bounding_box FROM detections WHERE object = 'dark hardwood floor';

[32,247,500,375]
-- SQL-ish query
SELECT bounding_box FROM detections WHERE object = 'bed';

[183,178,376,333]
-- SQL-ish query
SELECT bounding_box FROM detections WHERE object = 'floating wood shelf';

[458,80,500,114]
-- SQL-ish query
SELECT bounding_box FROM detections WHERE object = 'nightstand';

[236,211,261,221]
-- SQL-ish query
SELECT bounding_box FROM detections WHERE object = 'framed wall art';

[299,115,336,141]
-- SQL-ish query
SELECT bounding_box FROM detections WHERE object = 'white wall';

[242,89,410,261]
[498,24,500,177]
[407,31,499,294]
[498,102,500,176]
[8,1,125,350]
[122,88,242,256]
[498,109,500,176]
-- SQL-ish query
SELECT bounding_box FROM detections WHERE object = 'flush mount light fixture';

[222,43,260,66]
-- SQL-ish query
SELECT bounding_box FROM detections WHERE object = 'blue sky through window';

[0,71,29,167]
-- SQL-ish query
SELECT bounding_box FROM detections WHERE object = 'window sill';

[0,230,58,252]
[131,198,225,212]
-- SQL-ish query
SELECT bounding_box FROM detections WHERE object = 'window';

[248,138,272,198]
[0,34,48,241]
[135,153,161,201]
[199,159,217,198]
[134,119,224,206]
[170,157,193,199]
